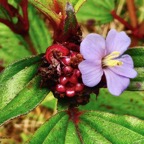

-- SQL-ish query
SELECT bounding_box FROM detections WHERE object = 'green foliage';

[41,92,57,110]
[29,5,52,54]
[126,47,144,67]
[1,1,144,143]
[0,23,31,67]
[0,55,49,125]
[0,5,11,20]
[8,0,21,7]
[135,0,144,23]
[29,110,144,144]
[28,0,60,26]
[77,0,115,24]
[126,47,144,90]
[69,0,86,12]
[80,89,144,119]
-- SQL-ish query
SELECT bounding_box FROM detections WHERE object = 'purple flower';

[78,29,137,96]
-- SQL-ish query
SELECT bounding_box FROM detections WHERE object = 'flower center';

[102,51,123,67]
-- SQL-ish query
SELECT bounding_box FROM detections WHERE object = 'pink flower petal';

[119,54,134,68]
[104,68,130,96]
[109,55,137,78]
[78,60,103,87]
[80,34,105,61]
[106,29,131,55]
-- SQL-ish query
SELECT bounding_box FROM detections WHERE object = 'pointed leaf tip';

[66,2,74,12]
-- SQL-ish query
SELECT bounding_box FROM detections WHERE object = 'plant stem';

[23,33,37,55]
[126,0,138,28]
[111,10,143,39]
[111,10,134,30]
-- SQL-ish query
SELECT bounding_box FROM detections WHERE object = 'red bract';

[0,0,29,35]
[45,44,69,63]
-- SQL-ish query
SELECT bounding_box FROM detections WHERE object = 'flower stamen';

[102,51,123,67]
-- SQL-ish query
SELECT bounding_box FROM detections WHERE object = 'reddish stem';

[126,0,138,28]
[111,10,143,39]
[111,10,134,31]
[0,19,18,33]
[67,108,84,144]
[53,0,61,14]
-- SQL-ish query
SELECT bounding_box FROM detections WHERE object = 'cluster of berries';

[38,43,91,106]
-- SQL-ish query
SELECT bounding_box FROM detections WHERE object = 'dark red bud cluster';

[45,44,84,97]
[39,43,106,106]
[39,43,91,106]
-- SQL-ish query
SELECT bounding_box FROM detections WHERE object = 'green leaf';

[80,89,144,120]
[41,92,57,110]
[0,23,31,67]
[29,110,144,144]
[126,47,144,67]
[7,0,22,7]
[125,47,144,90]
[0,5,11,21]
[77,0,115,24]
[135,0,144,23]
[0,55,49,125]
[69,0,86,12]
[28,5,52,54]
[28,0,61,26]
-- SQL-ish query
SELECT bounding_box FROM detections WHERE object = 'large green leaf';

[0,23,31,67]
[80,89,144,120]
[29,110,144,144]
[126,47,144,90]
[29,5,52,54]
[0,55,49,125]
[77,0,115,24]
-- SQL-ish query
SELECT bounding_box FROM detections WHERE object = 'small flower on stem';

[78,29,137,96]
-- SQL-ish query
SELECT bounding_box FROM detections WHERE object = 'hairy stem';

[111,10,133,30]
[126,0,138,28]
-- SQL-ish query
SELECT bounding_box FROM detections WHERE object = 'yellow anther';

[102,51,123,67]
